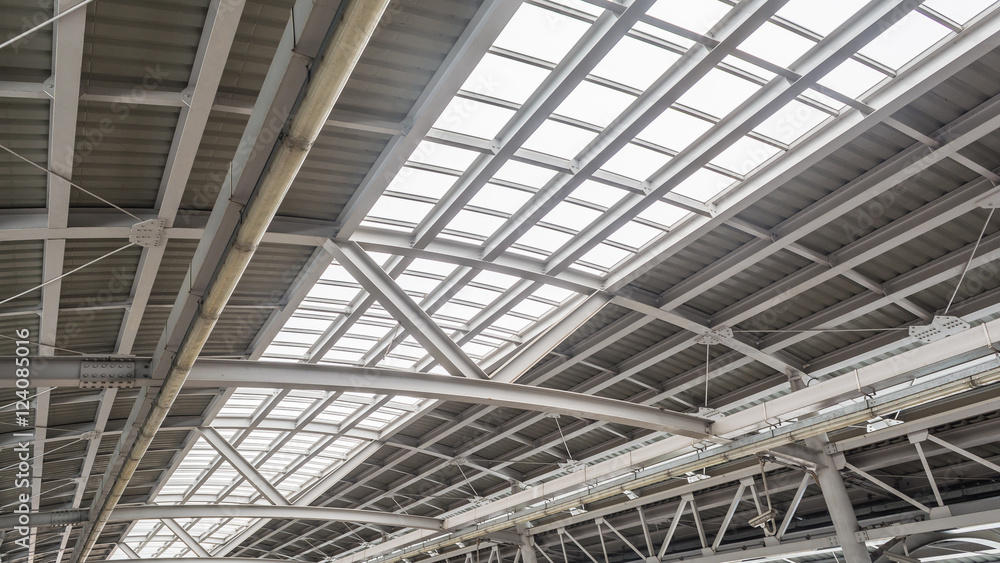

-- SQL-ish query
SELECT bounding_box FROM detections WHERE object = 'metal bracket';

[909,315,970,343]
[129,218,166,248]
[695,326,733,345]
[80,360,136,389]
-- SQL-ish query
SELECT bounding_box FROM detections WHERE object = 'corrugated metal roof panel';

[82,0,207,91]
[178,111,249,211]
[280,127,392,221]
[57,308,123,355]
[59,240,142,306]
[217,0,294,103]
[0,99,48,206]
[73,101,180,208]
[0,240,43,315]
[0,1,52,81]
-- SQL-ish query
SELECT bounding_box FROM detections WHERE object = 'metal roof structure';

[3,1,1000,563]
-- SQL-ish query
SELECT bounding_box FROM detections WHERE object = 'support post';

[789,376,872,563]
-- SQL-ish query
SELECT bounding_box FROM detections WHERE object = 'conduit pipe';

[73,1,390,560]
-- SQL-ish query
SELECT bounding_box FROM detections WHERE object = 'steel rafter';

[39,0,86,356]
[115,0,248,355]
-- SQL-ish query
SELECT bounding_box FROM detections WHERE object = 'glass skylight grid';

[121,387,426,558]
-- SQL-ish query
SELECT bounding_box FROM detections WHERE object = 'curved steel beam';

[0,357,711,437]
[109,505,443,530]
[0,505,442,531]
[185,360,713,438]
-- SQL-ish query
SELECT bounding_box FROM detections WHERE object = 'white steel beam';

[116,544,140,560]
[196,427,290,506]
[161,519,211,558]
[54,388,118,563]
[327,241,488,379]
[28,388,51,563]
[115,0,247,354]
[40,0,86,356]
[181,360,712,437]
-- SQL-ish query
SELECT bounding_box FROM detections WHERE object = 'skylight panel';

[671,168,733,202]
[639,200,691,229]
[492,313,533,332]
[368,194,434,226]
[737,21,815,69]
[377,354,417,368]
[462,341,496,357]
[817,57,889,101]
[493,3,591,64]
[454,285,503,307]
[569,179,628,207]
[677,68,761,118]
[631,20,696,50]
[335,336,378,353]
[522,120,598,159]
[531,284,575,303]
[607,220,663,250]
[409,140,480,170]
[271,397,316,420]
[469,183,535,213]
[601,143,671,180]
[923,0,995,24]
[858,11,951,70]
[388,167,457,199]
[396,272,441,296]
[547,0,604,16]
[306,282,359,302]
[752,100,830,144]
[646,0,731,35]
[462,52,550,104]
[591,35,681,91]
[321,349,365,363]
[639,108,713,152]
[274,331,316,346]
[493,160,557,187]
[435,301,482,322]
[473,269,520,289]
[445,209,506,239]
[710,136,781,175]
[511,298,555,318]
[434,97,515,139]
[579,243,632,270]
[542,201,602,231]
[402,260,451,279]
[555,81,636,128]
[284,316,332,332]
[349,321,393,338]
[775,0,869,37]
[721,55,777,82]
[217,390,272,417]
[516,225,574,253]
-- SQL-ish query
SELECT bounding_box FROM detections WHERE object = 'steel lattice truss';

[3,1,1000,563]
